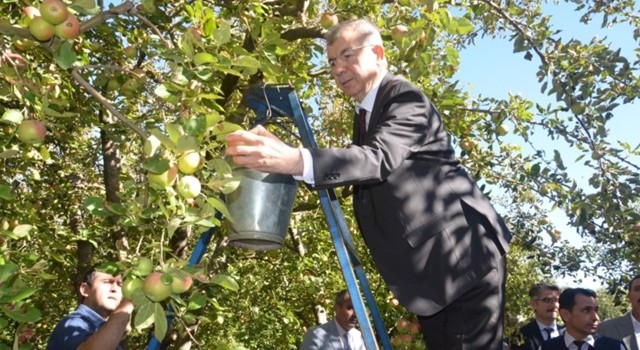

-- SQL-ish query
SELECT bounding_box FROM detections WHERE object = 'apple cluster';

[2,109,46,145]
[26,0,81,42]
[145,135,204,200]
[122,258,194,303]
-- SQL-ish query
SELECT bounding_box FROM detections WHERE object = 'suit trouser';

[417,255,506,350]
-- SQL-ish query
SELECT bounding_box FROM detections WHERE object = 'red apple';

[143,272,172,302]
[319,12,338,29]
[40,0,69,25]
[54,13,80,40]
[23,6,41,19]
[16,120,46,144]
[29,17,55,41]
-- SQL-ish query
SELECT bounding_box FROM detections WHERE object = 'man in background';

[511,282,564,349]
[300,289,365,350]
[47,264,133,350]
[598,275,640,350]
[540,288,626,350]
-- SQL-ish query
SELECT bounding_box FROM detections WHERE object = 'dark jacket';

[310,73,512,316]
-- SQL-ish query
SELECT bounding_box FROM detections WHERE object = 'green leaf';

[187,292,208,310]
[234,55,260,75]
[55,41,77,70]
[143,156,171,174]
[0,263,18,283]
[12,225,32,238]
[154,84,171,99]
[452,17,474,35]
[73,0,97,10]
[206,196,232,220]
[153,303,168,341]
[3,304,41,323]
[0,185,14,200]
[83,197,110,217]
[211,274,239,291]
[3,287,37,303]
[134,302,155,330]
[176,135,198,154]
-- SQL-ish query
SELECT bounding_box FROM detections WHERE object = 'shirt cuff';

[293,148,315,185]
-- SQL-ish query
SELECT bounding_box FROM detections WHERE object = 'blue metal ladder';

[243,84,392,350]
[147,84,391,350]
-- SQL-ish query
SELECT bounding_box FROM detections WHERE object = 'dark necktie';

[543,327,553,340]
[357,107,367,145]
[573,340,594,350]
[343,332,352,350]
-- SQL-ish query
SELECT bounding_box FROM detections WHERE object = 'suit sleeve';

[310,81,438,188]
[299,327,324,350]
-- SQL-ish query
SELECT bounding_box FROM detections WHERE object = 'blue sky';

[454,2,638,289]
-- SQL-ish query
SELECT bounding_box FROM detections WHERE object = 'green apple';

[16,120,46,144]
[177,151,201,174]
[147,166,178,188]
[177,175,201,199]
[122,277,143,299]
[40,0,69,25]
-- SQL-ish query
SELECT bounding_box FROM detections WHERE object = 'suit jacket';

[310,73,512,316]
[300,320,364,350]
[511,319,565,350]
[598,312,639,350]
[540,334,625,350]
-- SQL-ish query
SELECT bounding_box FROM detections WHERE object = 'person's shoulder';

[599,313,628,330]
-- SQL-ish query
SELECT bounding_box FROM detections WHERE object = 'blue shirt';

[47,304,123,350]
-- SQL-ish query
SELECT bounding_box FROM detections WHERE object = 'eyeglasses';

[535,297,560,304]
[328,44,375,67]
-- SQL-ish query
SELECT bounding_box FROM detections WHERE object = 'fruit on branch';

[40,0,69,25]
[29,17,55,41]
[123,45,136,59]
[132,257,153,277]
[23,6,41,20]
[177,151,201,174]
[169,269,193,294]
[122,277,143,299]
[496,123,509,136]
[147,166,178,188]
[177,176,201,199]
[319,12,338,29]
[570,102,586,115]
[54,13,80,40]
[460,139,477,152]
[143,272,172,302]
[391,25,409,44]
[16,120,46,145]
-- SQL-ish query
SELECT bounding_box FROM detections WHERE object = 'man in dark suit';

[511,283,565,349]
[540,288,626,350]
[300,290,365,350]
[226,18,512,349]
[598,275,640,350]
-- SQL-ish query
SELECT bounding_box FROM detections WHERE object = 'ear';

[372,45,385,60]
[79,282,91,298]
[559,309,570,323]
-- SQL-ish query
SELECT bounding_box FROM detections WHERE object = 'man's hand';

[225,125,304,176]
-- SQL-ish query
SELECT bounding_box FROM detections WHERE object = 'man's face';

[532,288,560,324]
[560,294,599,340]
[80,271,123,318]
[628,278,640,317]
[334,294,358,331]
[327,30,383,102]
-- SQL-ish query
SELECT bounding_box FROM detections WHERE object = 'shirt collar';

[630,312,640,334]
[334,319,349,337]
[563,332,595,347]
[356,72,386,114]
